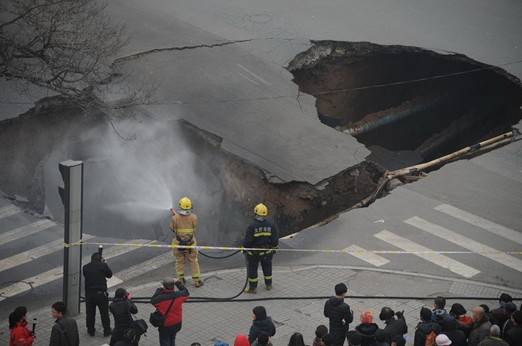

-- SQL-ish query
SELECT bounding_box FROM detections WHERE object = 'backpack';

[123,319,148,344]
[425,330,437,346]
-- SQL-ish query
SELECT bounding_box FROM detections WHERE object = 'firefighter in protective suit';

[243,203,279,294]
[170,196,203,287]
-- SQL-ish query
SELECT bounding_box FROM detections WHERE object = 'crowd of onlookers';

[204,287,521,346]
[7,251,522,346]
[8,278,522,346]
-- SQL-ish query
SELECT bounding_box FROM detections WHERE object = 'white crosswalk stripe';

[0,205,21,219]
[343,244,390,267]
[0,219,55,245]
[405,216,522,273]
[109,251,172,288]
[0,240,150,300]
[374,230,480,278]
[434,204,522,245]
[0,234,95,273]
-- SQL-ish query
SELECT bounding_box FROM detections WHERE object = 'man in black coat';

[490,294,513,328]
[49,301,80,346]
[109,288,138,346]
[324,283,353,346]
[414,307,441,346]
[504,311,522,346]
[83,252,113,336]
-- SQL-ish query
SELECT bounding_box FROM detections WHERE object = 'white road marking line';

[343,244,390,267]
[0,239,149,299]
[0,219,55,245]
[238,71,261,85]
[434,204,522,245]
[106,276,123,287]
[374,230,480,278]
[109,251,172,287]
[405,216,522,273]
[0,234,94,273]
[237,64,271,85]
[0,205,21,219]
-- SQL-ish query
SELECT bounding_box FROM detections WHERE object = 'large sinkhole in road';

[288,41,522,166]
[1,41,521,245]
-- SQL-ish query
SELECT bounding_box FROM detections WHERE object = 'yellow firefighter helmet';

[178,196,192,210]
[254,203,268,216]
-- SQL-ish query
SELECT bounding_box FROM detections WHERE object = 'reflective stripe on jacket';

[243,218,279,254]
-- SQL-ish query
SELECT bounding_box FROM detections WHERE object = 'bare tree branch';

[0,0,127,100]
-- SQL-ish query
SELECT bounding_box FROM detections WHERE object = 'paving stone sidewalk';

[1,265,521,346]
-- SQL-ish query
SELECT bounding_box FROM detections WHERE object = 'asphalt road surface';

[1,0,521,315]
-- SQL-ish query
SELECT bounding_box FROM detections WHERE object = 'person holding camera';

[150,278,189,346]
[9,306,34,346]
[83,251,113,337]
[109,288,138,345]
[379,307,407,346]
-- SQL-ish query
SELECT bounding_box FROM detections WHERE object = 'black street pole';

[58,160,84,316]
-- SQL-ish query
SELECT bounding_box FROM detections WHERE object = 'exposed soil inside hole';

[0,98,383,243]
[288,41,522,166]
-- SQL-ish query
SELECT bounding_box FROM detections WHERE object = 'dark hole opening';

[288,41,522,165]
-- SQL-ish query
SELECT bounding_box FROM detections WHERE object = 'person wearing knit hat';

[435,334,452,346]
[449,303,473,337]
[355,310,379,346]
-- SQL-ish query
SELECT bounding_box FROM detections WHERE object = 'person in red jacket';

[234,335,251,346]
[9,306,34,346]
[150,278,189,346]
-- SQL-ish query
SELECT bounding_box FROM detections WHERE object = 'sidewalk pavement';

[2,265,521,346]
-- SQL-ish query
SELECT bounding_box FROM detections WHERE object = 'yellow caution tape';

[66,240,522,256]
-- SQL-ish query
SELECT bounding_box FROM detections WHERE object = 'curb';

[124,264,522,295]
